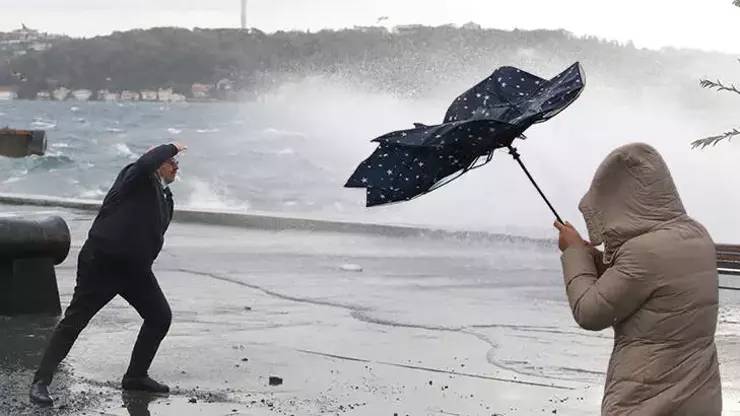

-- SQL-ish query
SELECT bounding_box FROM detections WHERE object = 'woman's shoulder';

[618,221,715,272]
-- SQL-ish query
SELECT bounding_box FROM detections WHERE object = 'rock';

[189,397,197,403]
[269,376,283,386]
[241,358,249,362]
[244,306,252,311]
[339,264,363,272]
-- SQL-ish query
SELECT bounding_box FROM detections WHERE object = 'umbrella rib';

[507,146,563,224]
[427,168,470,192]
[426,153,493,193]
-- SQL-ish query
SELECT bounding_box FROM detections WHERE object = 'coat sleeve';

[119,144,178,190]
[560,243,654,331]
[590,246,608,278]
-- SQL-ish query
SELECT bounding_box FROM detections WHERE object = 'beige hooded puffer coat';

[560,143,722,415]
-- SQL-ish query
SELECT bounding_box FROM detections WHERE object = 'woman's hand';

[554,221,587,252]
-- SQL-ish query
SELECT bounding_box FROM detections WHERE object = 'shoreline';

[0,192,555,245]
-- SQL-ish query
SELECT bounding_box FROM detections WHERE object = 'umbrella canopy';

[346,62,585,208]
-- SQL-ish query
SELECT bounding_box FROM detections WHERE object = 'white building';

[29,42,51,52]
[103,91,120,102]
[120,90,140,101]
[191,83,212,99]
[0,87,18,101]
[36,91,51,100]
[140,90,158,101]
[71,89,92,101]
[170,93,187,103]
[157,88,174,102]
[52,87,70,101]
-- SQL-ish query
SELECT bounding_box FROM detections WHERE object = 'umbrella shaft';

[507,146,564,224]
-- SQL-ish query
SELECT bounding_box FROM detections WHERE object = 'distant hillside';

[0,25,736,100]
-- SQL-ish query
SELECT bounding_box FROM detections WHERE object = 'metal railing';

[717,244,740,290]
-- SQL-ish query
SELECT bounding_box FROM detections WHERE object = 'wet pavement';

[1,205,739,415]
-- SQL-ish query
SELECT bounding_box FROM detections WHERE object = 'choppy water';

[0,100,345,212]
[1,77,739,240]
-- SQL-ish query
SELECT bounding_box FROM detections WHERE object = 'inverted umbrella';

[345,62,585,223]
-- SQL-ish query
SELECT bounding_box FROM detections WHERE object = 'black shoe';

[121,375,170,393]
[29,382,53,405]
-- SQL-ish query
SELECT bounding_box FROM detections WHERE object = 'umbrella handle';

[507,146,564,224]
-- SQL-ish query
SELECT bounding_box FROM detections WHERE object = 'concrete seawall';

[0,192,553,246]
[3,192,738,281]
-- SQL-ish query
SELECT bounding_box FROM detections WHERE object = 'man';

[554,143,721,415]
[30,143,187,405]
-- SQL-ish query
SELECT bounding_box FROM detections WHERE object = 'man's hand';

[554,221,587,252]
[171,142,188,153]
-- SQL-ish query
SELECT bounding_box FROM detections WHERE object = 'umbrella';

[345,62,585,223]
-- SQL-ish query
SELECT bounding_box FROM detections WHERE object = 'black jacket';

[87,144,177,266]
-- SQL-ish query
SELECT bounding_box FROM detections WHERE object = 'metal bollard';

[0,128,47,158]
[0,216,70,315]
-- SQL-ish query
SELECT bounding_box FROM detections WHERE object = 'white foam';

[184,178,249,211]
[167,128,183,135]
[262,127,306,138]
[31,120,57,129]
[115,143,136,159]
[339,264,364,272]
[79,188,106,199]
[3,176,22,184]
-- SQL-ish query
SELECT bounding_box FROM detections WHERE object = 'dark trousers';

[34,242,171,385]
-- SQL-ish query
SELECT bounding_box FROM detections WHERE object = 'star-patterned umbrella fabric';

[346,62,585,207]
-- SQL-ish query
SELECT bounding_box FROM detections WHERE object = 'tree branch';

[691,128,740,149]
[699,79,740,96]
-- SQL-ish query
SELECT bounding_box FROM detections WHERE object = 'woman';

[554,143,721,415]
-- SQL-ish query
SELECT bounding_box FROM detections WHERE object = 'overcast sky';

[1,0,739,53]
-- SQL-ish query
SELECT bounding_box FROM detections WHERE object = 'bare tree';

[691,0,739,148]
[691,74,740,148]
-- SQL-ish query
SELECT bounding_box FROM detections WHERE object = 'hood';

[579,143,686,263]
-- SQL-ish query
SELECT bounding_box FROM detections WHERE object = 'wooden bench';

[716,244,740,276]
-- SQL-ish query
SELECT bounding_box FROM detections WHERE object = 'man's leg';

[119,269,171,390]
[33,246,117,386]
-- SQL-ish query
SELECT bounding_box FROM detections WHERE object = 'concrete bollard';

[0,128,47,158]
[0,216,70,315]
